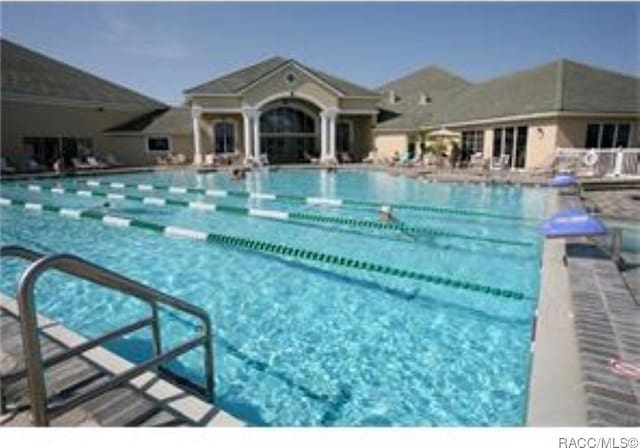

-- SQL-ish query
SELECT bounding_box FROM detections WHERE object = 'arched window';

[214,121,235,154]
[260,107,315,134]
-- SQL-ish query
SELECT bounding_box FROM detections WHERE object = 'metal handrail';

[0,245,214,426]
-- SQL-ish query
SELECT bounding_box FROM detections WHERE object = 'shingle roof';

[1,39,164,110]
[375,66,471,131]
[434,60,640,126]
[143,107,192,135]
[106,107,192,135]
[184,57,379,97]
[105,108,170,133]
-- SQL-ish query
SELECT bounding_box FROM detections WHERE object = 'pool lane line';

[71,179,542,222]
[22,184,536,248]
[0,196,531,301]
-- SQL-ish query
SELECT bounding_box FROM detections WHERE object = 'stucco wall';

[556,116,640,149]
[1,100,153,168]
[242,66,339,109]
[188,96,243,109]
[200,112,243,155]
[451,118,559,169]
[374,133,409,159]
[348,115,375,160]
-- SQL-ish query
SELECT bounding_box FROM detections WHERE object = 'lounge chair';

[303,151,320,164]
[1,157,17,174]
[71,157,92,170]
[86,156,107,168]
[169,153,187,165]
[203,154,216,166]
[105,154,124,167]
[25,158,48,172]
[362,151,376,163]
[338,152,355,163]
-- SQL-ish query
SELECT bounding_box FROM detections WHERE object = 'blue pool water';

[0,168,550,425]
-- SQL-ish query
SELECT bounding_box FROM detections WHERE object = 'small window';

[147,137,170,152]
[285,73,297,84]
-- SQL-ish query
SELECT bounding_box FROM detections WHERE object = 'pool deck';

[527,190,640,426]
[0,295,243,427]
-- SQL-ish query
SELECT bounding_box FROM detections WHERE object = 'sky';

[1,2,638,105]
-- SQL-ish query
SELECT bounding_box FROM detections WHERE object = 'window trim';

[336,119,354,153]
[145,135,172,153]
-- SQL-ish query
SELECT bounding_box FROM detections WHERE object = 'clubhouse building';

[1,38,639,171]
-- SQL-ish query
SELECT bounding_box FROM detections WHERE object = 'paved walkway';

[560,194,640,426]
[582,189,640,221]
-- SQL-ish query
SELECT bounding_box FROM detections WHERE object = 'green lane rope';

[73,179,541,222]
[1,196,532,301]
[22,184,535,248]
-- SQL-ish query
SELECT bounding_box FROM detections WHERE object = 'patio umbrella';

[428,128,461,139]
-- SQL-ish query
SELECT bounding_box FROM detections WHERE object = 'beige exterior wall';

[374,133,409,159]
[241,65,339,109]
[1,100,154,168]
[449,118,559,169]
[556,116,640,148]
[339,115,375,160]
[188,96,243,110]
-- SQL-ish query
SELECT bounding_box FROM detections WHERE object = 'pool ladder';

[0,245,215,426]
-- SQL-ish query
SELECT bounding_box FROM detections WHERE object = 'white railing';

[556,148,640,178]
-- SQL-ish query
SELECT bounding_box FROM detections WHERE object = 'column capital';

[320,108,340,119]
[191,106,203,119]
[241,107,261,118]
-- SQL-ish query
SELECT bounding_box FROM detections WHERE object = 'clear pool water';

[0,168,550,426]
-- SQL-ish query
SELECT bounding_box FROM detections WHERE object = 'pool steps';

[1,195,532,301]
[77,179,542,222]
[20,183,536,248]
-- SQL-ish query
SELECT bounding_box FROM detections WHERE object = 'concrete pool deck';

[527,190,640,426]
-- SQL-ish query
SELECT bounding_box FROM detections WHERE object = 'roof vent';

[419,93,431,105]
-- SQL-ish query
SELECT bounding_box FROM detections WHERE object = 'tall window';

[23,136,94,165]
[461,130,484,162]
[336,121,352,153]
[492,126,528,169]
[584,123,631,148]
[214,122,235,154]
[260,107,315,134]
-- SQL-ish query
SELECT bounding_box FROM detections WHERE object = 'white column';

[320,113,328,162]
[328,113,337,161]
[252,110,261,162]
[242,109,253,163]
[191,107,203,165]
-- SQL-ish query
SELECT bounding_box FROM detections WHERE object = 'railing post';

[17,274,49,426]
[202,317,215,402]
[614,148,624,177]
[150,303,162,362]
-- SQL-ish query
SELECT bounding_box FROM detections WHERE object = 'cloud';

[100,6,189,61]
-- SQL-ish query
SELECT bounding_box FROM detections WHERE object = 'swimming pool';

[0,168,550,425]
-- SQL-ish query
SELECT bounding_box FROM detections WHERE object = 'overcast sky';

[1,2,638,105]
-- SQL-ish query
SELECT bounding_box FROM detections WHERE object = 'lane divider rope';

[74,179,541,222]
[23,184,535,248]
[1,196,531,301]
